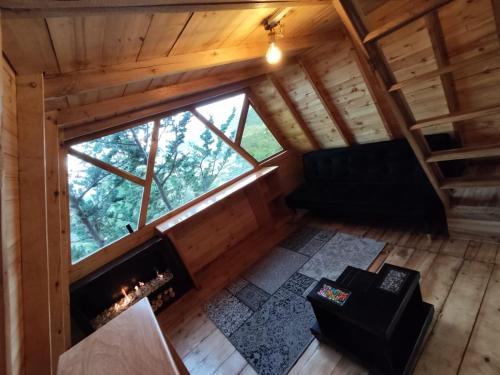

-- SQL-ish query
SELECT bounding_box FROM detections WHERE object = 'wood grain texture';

[1,57,24,375]
[17,74,52,375]
[57,299,181,375]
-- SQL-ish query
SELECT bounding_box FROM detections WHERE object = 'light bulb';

[266,42,282,64]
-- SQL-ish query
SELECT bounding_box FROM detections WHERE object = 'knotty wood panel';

[377,16,453,135]
[259,63,346,149]
[301,35,391,143]
[1,58,24,375]
[250,79,316,153]
[440,0,500,146]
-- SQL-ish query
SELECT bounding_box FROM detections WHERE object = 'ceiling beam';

[44,34,331,100]
[362,0,452,44]
[349,42,400,139]
[1,1,328,18]
[54,65,274,128]
[62,76,267,144]
[267,73,321,149]
[298,58,355,146]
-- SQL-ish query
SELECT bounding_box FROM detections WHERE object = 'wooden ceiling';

[2,2,339,112]
[2,0,500,153]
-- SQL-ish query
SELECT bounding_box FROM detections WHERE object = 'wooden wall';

[363,0,500,145]
[1,59,23,375]
[250,30,392,149]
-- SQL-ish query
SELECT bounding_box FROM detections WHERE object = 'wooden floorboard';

[158,217,500,375]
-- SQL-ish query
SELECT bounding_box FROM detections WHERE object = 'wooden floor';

[157,216,500,375]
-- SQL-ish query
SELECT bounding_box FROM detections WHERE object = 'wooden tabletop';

[57,299,180,375]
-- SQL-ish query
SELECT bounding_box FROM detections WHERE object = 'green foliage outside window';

[68,93,283,264]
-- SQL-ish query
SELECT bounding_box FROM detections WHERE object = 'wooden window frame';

[64,90,285,281]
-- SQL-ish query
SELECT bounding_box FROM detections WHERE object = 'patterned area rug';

[204,226,385,375]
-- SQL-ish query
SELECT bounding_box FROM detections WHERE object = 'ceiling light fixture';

[265,22,284,65]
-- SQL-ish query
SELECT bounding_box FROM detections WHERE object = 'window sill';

[155,166,279,234]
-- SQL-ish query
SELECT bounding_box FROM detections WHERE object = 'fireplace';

[70,236,193,338]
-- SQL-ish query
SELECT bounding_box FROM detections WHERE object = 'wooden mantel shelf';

[155,166,279,234]
[57,299,185,375]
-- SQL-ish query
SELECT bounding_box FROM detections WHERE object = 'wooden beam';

[410,103,500,130]
[332,0,450,207]
[298,58,355,146]
[191,109,259,167]
[267,73,321,149]
[44,34,330,99]
[17,74,52,375]
[1,1,327,17]
[389,49,500,92]
[0,11,6,375]
[362,0,452,44]
[44,117,70,370]
[55,66,274,128]
[425,11,462,142]
[138,120,160,228]
[61,76,267,144]
[427,144,500,162]
[235,95,249,145]
[441,175,500,189]
[67,148,147,186]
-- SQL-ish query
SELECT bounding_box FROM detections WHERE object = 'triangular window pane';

[241,105,283,162]
[195,93,245,141]
[72,122,154,179]
[67,155,143,263]
[146,111,252,223]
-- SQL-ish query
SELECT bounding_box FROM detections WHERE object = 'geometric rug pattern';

[203,226,385,375]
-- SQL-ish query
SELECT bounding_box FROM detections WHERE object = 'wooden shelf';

[427,144,500,162]
[441,175,500,189]
[155,166,278,234]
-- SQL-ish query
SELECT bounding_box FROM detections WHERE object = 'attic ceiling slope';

[0,0,330,17]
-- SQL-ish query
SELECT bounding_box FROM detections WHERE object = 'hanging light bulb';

[266,29,282,65]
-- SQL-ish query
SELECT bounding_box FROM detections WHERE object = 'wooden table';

[57,299,184,375]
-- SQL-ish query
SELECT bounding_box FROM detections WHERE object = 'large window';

[67,92,283,263]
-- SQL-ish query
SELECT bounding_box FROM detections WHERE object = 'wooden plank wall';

[250,30,393,148]
[362,0,500,145]
[1,58,23,375]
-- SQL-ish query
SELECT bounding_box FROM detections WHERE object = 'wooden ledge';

[155,166,279,234]
[57,299,183,375]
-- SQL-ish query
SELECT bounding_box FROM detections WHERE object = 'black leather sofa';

[286,134,462,234]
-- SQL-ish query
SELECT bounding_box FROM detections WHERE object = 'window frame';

[64,88,286,279]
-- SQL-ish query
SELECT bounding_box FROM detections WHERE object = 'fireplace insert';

[70,236,193,338]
